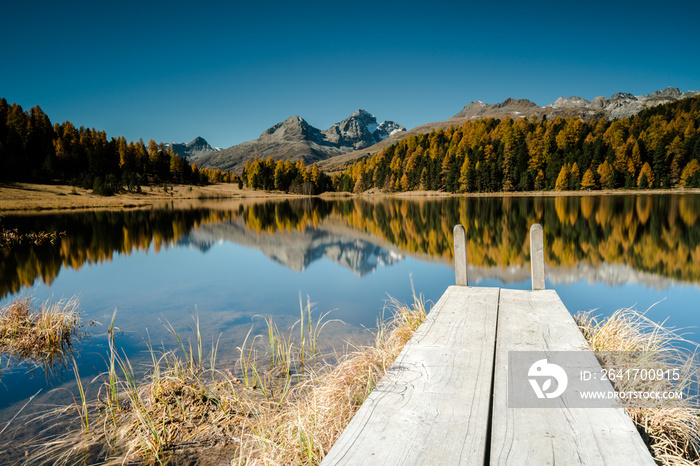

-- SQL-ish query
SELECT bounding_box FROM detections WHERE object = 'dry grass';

[241,293,428,465]
[576,308,700,465]
[0,296,81,369]
[34,293,428,465]
[0,182,299,213]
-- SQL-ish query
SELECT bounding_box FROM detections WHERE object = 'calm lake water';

[1,194,699,436]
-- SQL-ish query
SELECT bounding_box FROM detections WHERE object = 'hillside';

[319,87,699,171]
[328,95,700,193]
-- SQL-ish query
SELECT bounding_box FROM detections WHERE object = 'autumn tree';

[555,164,571,191]
[597,160,615,189]
[680,159,700,188]
[637,162,655,189]
[580,168,596,190]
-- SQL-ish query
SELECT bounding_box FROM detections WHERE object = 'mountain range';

[165,136,220,160]
[318,87,699,169]
[194,109,405,173]
[181,87,698,172]
[452,86,698,121]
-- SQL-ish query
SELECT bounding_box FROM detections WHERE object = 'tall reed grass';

[576,308,700,465]
[33,292,428,465]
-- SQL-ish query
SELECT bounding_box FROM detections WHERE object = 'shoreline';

[0,182,298,213]
[1,182,699,213]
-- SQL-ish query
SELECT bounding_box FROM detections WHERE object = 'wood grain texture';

[454,224,468,286]
[529,224,545,290]
[321,286,500,466]
[490,289,655,465]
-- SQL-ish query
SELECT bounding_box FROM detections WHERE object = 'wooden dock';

[321,224,655,466]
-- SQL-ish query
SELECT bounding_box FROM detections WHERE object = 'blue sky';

[2,0,699,148]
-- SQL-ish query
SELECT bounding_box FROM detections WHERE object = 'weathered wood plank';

[529,223,545,290]
[490,289,655,465]
[454,224,468,286]
[321,286,499,466]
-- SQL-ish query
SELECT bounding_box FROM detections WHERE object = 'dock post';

[454,224,468,286]
[530,223,545,290]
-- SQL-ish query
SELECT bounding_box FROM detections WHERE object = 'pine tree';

[420,167,429,190]
[534,169,545,190]
[274,160,286,191]
[597,160,614,189]
[637,162,655,189]
[458,156,470,192]
[580,168,596,190]
[555,164,571,191]
[680,159,700,188]
[569,162,580,190]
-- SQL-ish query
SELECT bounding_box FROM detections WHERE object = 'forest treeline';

[4,96,700,196]
[2,195,698,298]
[242,157,333,195]
[332,96,700,193]
[0,99,235,194]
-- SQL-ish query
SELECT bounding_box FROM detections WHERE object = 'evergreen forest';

[330,96,700,193]
[0,99,233,194]
[3,96,700,195]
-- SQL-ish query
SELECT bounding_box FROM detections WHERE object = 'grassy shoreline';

[14,294,428,465]
[1,291,697,464]
[2,182,699,213]
[576,308,700,465]
[0,182,299,213]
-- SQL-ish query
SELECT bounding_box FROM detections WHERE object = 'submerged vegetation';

[576,308,700,465]
[0,296,81,370]
[0,226,64,249]
[28,293,428,464]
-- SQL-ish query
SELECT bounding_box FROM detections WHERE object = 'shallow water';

[0,194,698,431]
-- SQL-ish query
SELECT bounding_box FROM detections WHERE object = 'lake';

[1,194,699,445]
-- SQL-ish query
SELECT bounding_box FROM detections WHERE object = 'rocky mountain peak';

[651,87,683,99]
[494,98,538,109]
[548,96,592,109]
[165,136,218,160]
[259,116,322,143]
[590,96,609,108]
[610,92,638,102]
[322,110,405,150]
[187,136,213,151]
[349,109,374,120]
[452,101,488,119]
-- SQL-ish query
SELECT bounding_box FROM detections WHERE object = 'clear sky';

[3,0,699,149]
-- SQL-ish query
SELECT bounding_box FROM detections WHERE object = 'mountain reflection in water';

[179,219,404,276]
[1,194,699,300]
